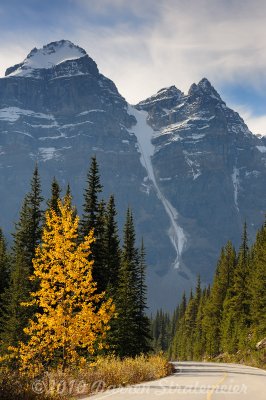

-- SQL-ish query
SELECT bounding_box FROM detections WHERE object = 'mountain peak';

[137,85,183,108]
[157,85,182,96]
[5,40,88,77]
[188,78,221,100]
[198,77,213,89]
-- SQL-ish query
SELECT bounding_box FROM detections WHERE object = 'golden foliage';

[18,196,115,375]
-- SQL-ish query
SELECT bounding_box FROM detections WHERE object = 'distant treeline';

[152,219,266,367]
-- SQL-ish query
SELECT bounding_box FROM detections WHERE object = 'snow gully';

[129,105,186,269]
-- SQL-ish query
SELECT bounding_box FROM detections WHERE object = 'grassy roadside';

[0,354,171,399]
[211,349,266,370]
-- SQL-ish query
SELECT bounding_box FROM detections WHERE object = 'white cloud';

[67,0,266,102]
[1,0,266,129]
[234,104,266,136]
[0,44,28,77]
[246,115,266,137]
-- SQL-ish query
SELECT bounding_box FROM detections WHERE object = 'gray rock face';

[0,41,174,310]
[137,78,266,279]
[0,41,136,224]
[0,41,265,310]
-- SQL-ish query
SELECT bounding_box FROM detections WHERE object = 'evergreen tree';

[103,195,120,295]
[170,293,187,360]
[80,156,102,237]
[193,288,208,360]
[170,281,203,360]
[0,167,43,349]
[0,250,31,349]
[249,221,266,341]
[169,220,265,364]
[10,165,44,272]
[0,228,9,312]
[47,177,61,215]
[122,209,138,266]
[151,311,160,352]
[135,240,152,354]
[234,223,250,319]
[183,278,201,359]
[80,157,105,291]
[65,184,78,221]
[65,183,71,198]
[180,292,187,316]
[170,305,180,340]
[151,310,171,353]
[25,165,44,268]
[112,209,139,357]
[93,200,107,293]
[221,224,250,352]
[203,242,236,356]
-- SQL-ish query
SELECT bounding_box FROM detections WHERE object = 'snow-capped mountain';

[5,40,87,78]
[0,41,265,310]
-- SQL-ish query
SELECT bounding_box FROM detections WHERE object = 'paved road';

[84,361,266,400]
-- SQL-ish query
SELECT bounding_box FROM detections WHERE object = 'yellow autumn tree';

[19,195,115,375]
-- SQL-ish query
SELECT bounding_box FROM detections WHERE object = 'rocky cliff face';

[0,41,265,310]
[136,79,266,279]
[0,40,140,221]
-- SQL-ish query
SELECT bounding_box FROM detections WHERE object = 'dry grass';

[0,354,171,399]
[81,354,171,390]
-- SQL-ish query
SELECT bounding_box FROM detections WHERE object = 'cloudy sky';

[0,0,266,134]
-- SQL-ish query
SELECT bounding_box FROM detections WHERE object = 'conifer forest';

[0,156,265,399]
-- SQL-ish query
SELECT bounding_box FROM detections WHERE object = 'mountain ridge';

[0,40,265,310]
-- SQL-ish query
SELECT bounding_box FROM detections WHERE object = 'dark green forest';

[0,157,151,359]
[0,157,265,368]
[152,221,266,367]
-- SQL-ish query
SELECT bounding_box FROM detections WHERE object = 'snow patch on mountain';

[183,151,201,180]
[128,105,187,268]
[232,166,240,211]
[60,121,94,129]
[28,122,59,129]
[39,132,66,141]
[78,109,105,116]
[13,130,33,138]
[0,107,54,122]
[256,145,266,153]
[6,40,87,77]
[38,147,57,162]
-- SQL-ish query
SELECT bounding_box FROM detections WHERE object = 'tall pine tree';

[203,242,236,356]
[93,199,107,293]
[26,165,44,268]
[113,209,139,357]
[0,228,9,315]
[80,156,102,237]
[47,177,61,215]
[0,167,43,349]
[221,224,250,352]
[249,220,266,342]
[170,292,187,359]
[80,157,105,292]
[135,240,152,354]
[103,195,120,296]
